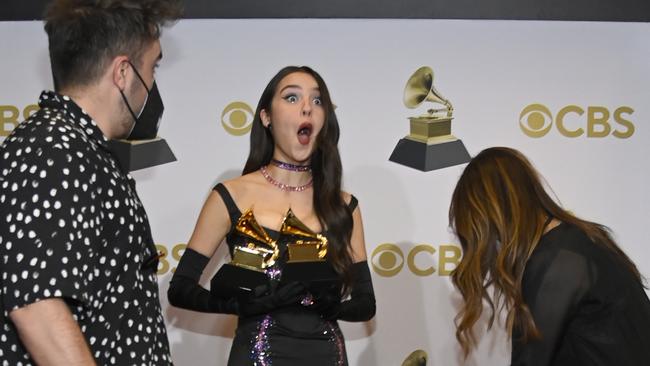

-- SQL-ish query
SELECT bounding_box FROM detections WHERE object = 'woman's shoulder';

[536,222,595,255]
[525,223,595,276]
[219,172,265,196]
[341,191,359,210]
[211,174,269,220]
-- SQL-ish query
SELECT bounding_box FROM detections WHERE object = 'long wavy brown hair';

[449,146,643,357]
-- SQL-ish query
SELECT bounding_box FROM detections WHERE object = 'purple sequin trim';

[300,293,314,306]
[251,315,274,365]
[326,321,346,366]
[265,267,282,281]
[270,158,311,172]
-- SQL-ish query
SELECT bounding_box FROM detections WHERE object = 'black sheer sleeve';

[511,247,593,366]
[167,248,238,314]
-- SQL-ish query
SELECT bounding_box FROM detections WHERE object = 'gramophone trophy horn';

[401,349,428,366]
[280,208,328,262]
[236,209,276,248]
[389,65,470,171]
[210,208,278,296]
[232,209,279,270]
[404,66,452,116]
[278,209,338,288]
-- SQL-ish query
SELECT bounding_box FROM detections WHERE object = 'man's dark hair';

[44,0,182,91]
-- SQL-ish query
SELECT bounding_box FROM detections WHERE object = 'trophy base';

[211,263,268,297]
[389,137,470,171]
[107,137,176,172]
[282,261,340,291]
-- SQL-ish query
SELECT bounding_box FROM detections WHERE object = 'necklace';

[270,159,311,172]
[260,165,313,192]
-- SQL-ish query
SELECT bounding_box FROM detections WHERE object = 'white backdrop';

[1,19,649,366]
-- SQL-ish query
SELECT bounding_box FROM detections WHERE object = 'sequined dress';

[214,183,350,366]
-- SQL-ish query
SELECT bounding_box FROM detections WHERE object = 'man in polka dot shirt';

[0,1,182,364]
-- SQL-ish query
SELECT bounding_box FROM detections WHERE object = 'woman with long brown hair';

[449,147,650,365]
[167,66,375,365]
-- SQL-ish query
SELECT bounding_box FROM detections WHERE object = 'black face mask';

[119,62,165,140]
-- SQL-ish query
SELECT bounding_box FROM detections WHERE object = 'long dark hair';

[243,66,354,289]
[449,146,644,357]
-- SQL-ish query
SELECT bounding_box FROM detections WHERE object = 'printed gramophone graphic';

[211,209,279,296]
[108,135,176,172]
[107,85,176,172]
[389,66,470,171]
[279,209,338,288]
[401,349,428,366]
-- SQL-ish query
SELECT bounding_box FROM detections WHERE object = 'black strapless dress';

[214,183,352,366]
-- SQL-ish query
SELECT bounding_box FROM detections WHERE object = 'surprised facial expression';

[261,72,326,165]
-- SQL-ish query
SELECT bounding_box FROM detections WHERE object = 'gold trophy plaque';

[280,208,328,263]
[279,209,338,288]
[231,209,279,271]
[211,209,279,295]
[389,66,470,171]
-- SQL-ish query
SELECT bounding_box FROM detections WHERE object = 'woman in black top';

[449,146,650,365]
[167,66,376,365]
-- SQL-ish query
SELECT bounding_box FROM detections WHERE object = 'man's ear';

[111,56,130,90]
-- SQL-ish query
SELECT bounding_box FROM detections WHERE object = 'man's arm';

[10,298,96,366]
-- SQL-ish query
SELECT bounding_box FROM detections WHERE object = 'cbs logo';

[370,243,461,277]
[155,243,187,275]
[221,101,254,136]
[1,104,39,137]
[519,103,634,138]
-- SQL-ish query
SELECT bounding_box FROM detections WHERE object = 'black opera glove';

[237,281,307,317]
[313,260,376,322]
[310,283,343,320]
[167,248,238,314]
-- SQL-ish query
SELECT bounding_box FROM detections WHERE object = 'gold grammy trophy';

[211,209,279,296]
[281,209,328,263]
[389,66,470,171]
[279,209,339,288]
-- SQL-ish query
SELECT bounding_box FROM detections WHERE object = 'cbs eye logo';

[221,101,254,136]
[519,103,635,138]
[370,243,461,277]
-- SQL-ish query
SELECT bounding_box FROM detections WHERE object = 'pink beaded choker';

[260,165,313,192]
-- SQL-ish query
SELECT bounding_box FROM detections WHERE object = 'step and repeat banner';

[1,19,649,365]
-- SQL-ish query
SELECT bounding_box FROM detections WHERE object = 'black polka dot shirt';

[0,91,172,365]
